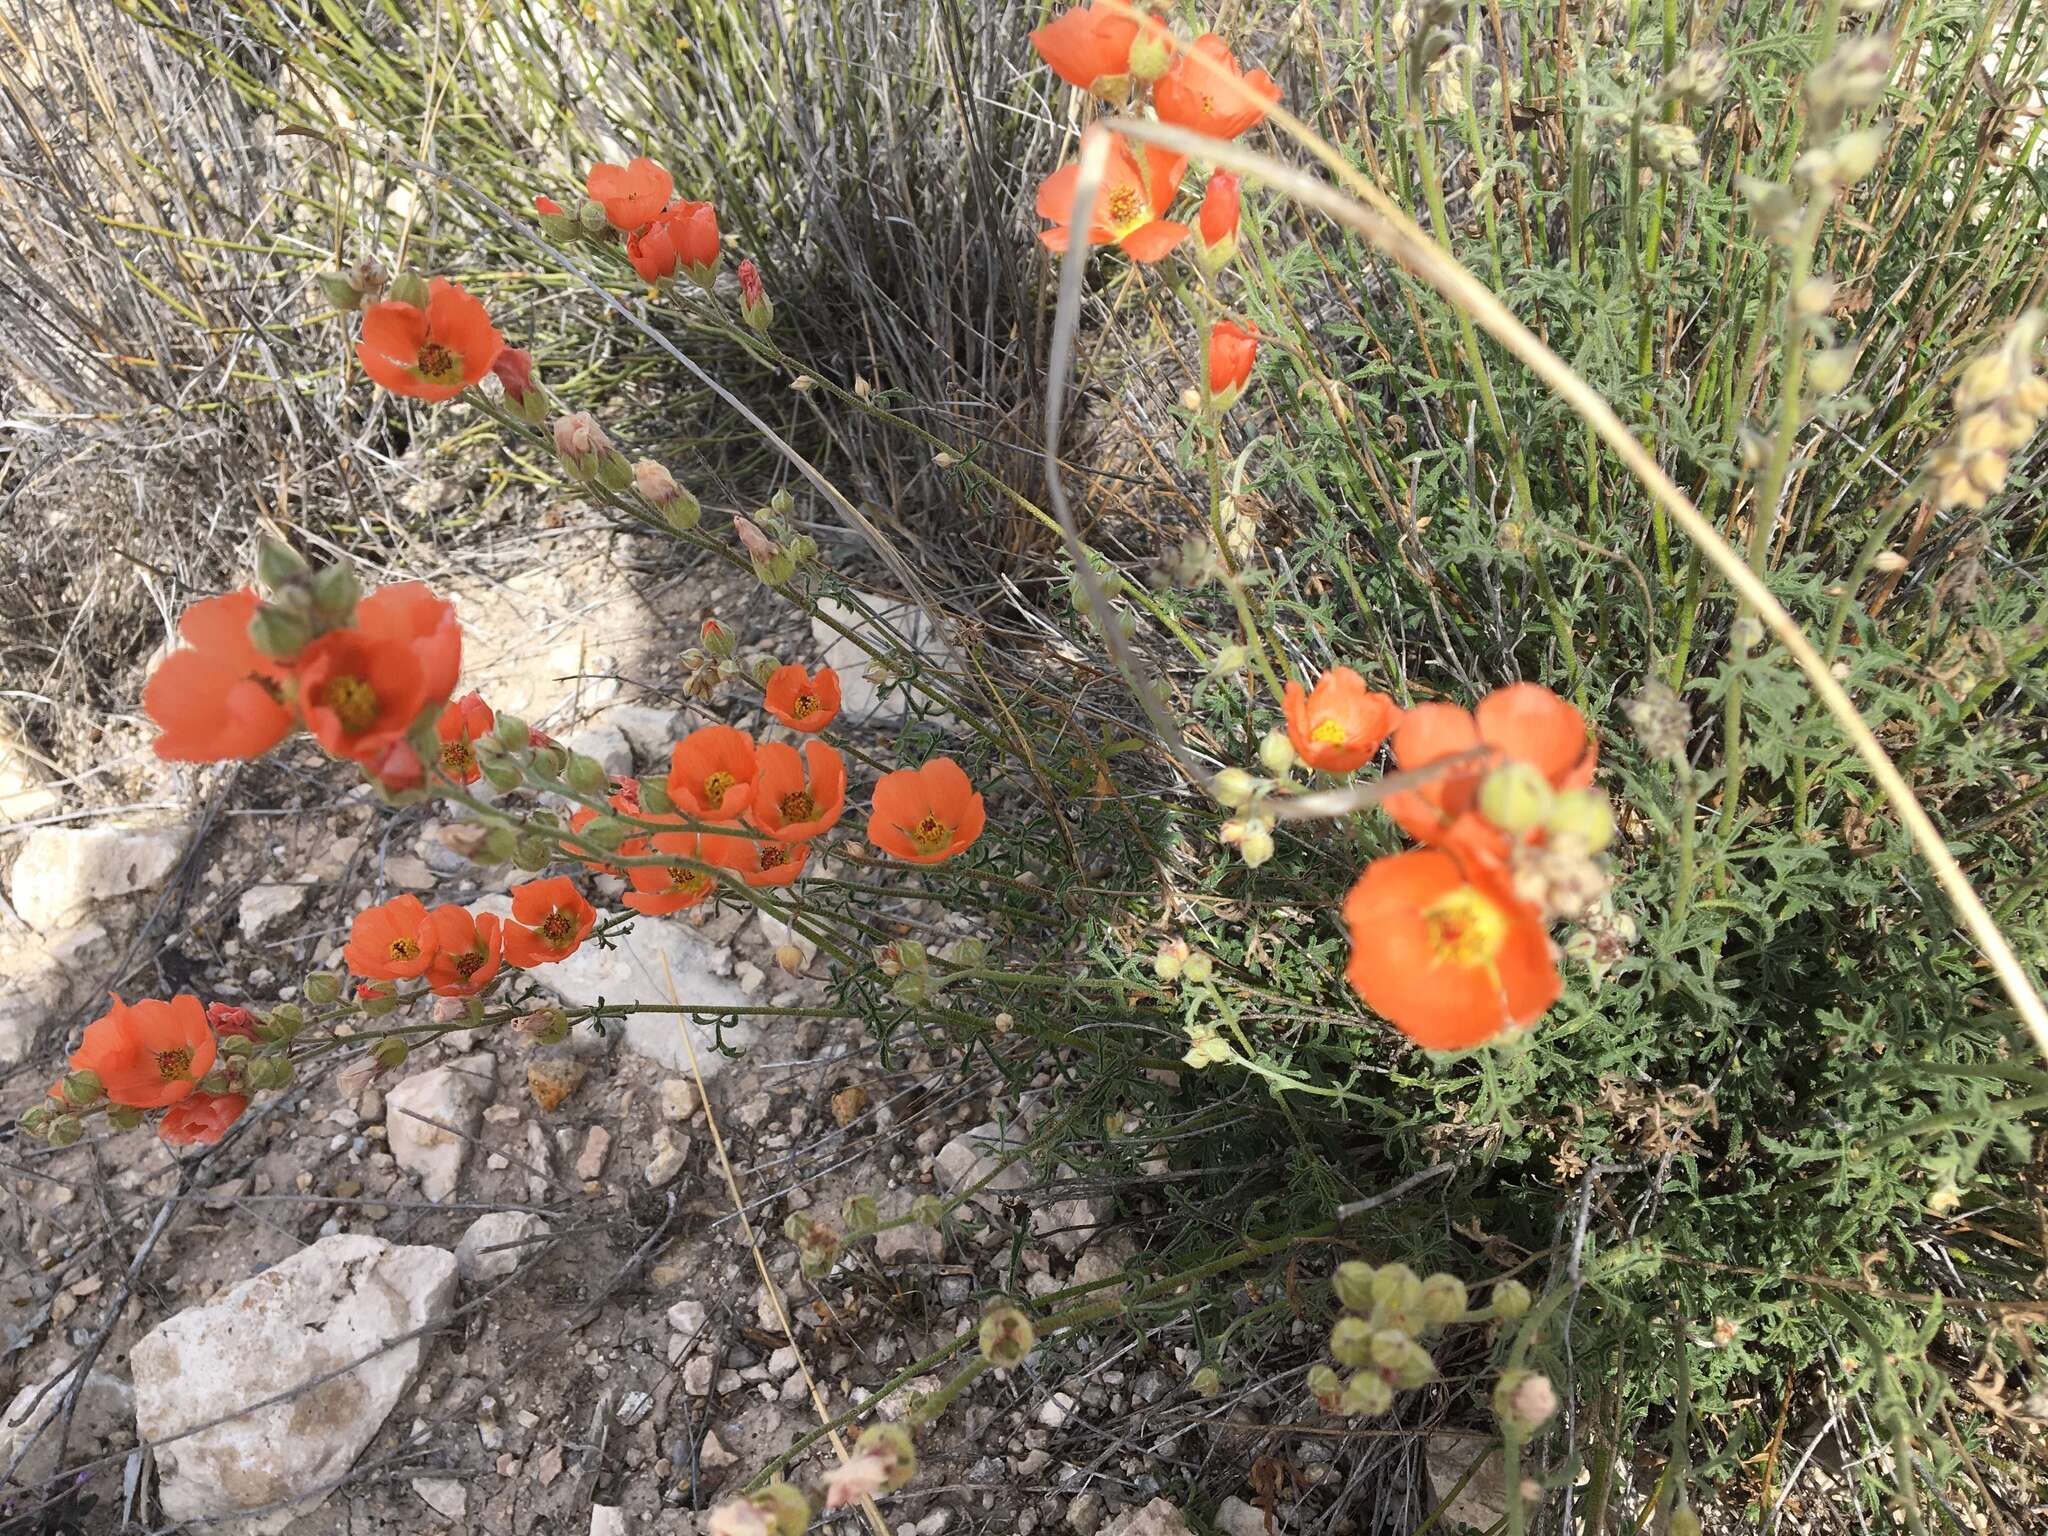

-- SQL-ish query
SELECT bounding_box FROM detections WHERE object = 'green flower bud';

[596,451,634,493]
[256,537,312,591]
[359,988,399,1018]
[61,1070,103,1106]
[105,1104,144,1132]
[1669,1509,1702,1536]
[1545,790,1614,852]
[372,1037,409,1069]
[584,817,629,852]
[1210,768,1260,808]
[1419,1272,1469,1327]
[1333,1261,1377,1313]
[663,485,702,533]
[1258,730,1297,775]
[978,1302,1037,1369]
[49,1114,84,1147]
[1478,761,1555,834]
[513,836,553,872]
[1180,949,1214,985]
[1191,1366,1222,1397]
[493,714,532,751]
[842,1193,879,1231]
[480,755,524,793]
[247,606,312,662]
[481,825,519,864]
[1492,1279,1533,1319]
[1307,1363,1344,1410]
[564,753,610,797]
[530,746,567,781]
[308,562,360,624]
[638,777,674,814]
[756,1483,811,1536]
[19,1103,52,1137]
[1339,1370,1393,1416]
[1493,1369,1558,1433]
[577,198,610,237]
[266,1003,305,1038]
[304,972,343,1005]
[910,1194,945,1228]
[317,270,362,310]
[388,270,431,308]
[1330,1316,1375,1368]
[1830,122,1889,184]
[218,1033,255,1058]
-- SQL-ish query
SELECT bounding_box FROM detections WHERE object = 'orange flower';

[1283,666,1399,773]
[503,877,598,968]
[567,777,661,875]
[434,692,495,784]
[748,740,847,842]
[762,664,841,732]
[1342,850,1560,1051]
[1153,33,1280,140]
[669,725,758,822]
[69,994,216,1110]
[701,829,810,888]
[1383,684,1595,865]
[1208,319,1258,410]
[143,588,296,762]
[1037,136,1189,263]
[624,831,720,914]
[160,1091,248,1146]
[628,200,720,284]
[867,758,986,864]
[205,1002,262,1041]
[1029,2,1168,98]
[294,582,462,773]
[587,157,674,230]
[424,906,505,996]
[356,278,504,403]
[345,894,440,980]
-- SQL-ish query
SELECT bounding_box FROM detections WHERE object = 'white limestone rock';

[10,824,182,931]
[386,1052,496,1202]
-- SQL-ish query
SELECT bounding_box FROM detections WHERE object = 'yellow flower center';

[440,741,476,778]
[911,815,950,853]
[780,790,816,823]
[325,675,380,734]
[1105,184,1144,232]
[415,340,461,384]
[703,770,736,808]
[666,866,712,896]
[387,936,421,964]
[791,692,817,718]
[1311,719,1348,747]
[156,1046,193,1082]
[1421,887,1509,970]
[539,910,576,948]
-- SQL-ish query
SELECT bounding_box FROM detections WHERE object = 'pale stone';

[1102,1499,1194,1536]
[469,897,755,1073]
[1215,1498,1267,1536]
[411,1476,468,1522]
[0,1365,133,1486]
[934,1121,1106,1256]
[0,985,51,1066]
[563,724,633,780]
[0,731,58,824]
[590,1505,630,1536]
[872,1189,941,1264]
[810,591,960,725]
[666,1298,707,1336]
[382,855,437,892]
[10,824,182,931]
[238,882,307,940]
[131,1234,458,1534]
[454,1211,552,1282]
[1427,1434,1507,1532]
[596,704,682,767]
[644,1128,689,1187]
[386,1053,496,1202]
[575,1125,611,1181]
[659,1078,699,1121]
[1036,1390,1076,1429]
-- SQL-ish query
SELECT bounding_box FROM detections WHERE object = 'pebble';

[1036,1391,1076,1429]
[643,1129,689,1187]
[574,1126,611,1181]
[658,1078,699,1121]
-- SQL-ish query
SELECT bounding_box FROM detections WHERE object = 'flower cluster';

[1029,3,1273,411]
[21,995,272,1148]
[1225,670,1614,1052]
[1307,1259,1532,1419]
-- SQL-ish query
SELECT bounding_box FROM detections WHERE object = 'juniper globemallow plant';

[159,1091,249,1146]
[1037,136,1189,262]
[354,278,503,402]
[669,724,759,821]
[1153,33,1281,139]
[868,758,986,864]
[1283,666,1400,773]
[624,832,719,915]
[344,895,440,981]
[749,739,848,841]
[294,583,463,783]
[762,663,842,731]
[435,692,495,784]
[423,906,505,997]
[68,995,217,1110]
[143,588,297,762]
[502,877,599,968]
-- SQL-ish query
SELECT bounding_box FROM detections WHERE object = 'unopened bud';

[1809,345,1858,394]
[1180,949,1214,985]
[1492,1279,1533,1319]
[1333,1261,1377,1312]
[105,1104,144,1132]
[1307,1363,1344,1411]
[61,1070,103,1106]
[265,1002,306,1037]
[256,537,312,591]
[388,269,430,309]
[1340,1370,1393,1416]
[372,1036,409,1069]
[1330,1316,1375,1367]
[513,836,552,871]
[564,753,610,797]
[749,654,781,687]
[1419,1272,1469,1326]
[737,259,774,331]
[1493,1370,1559,1433]
[1191,1366,1222,1398]
[1153,939,1190,981]
[663,484,702,533]
[639,777,674,814]
[304,971,343,1005]
[700,618,736,659]
[775,943,805,974]
[911,1193,945,1228]
[1211,768,1260,808]
[1231,820,1275,868]
[247,605,311,662]
[633,458,680,508]
[978,1302,1037,1369]
[1793,277,1838,317]
[48,1114,83,1147]
[308,562,360,623]
[1258,730,1297,775]
[577,198,610,237]
[1479,761,1555,834]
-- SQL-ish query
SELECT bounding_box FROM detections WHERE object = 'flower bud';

[1191,1366,1222,1398]
[577,198,611,237]
[1194,168,1241,278]
[318,270,363,310]
[911,1193,945,1228]
[978,1302,1037,1369]
[1340,1370,1394,1416]
[1493,1370,1558,1433]
[1375,1331,1438,1389]
[564,753,610,797]
[265,1003,306,1038]
[1478,761,1555,834]
[247,605,312,662]
[633,458,679,508]
[1330,1316,1375,1368]
[373,1036,410,1069]
[852,1422,917,1490]
[48,1114,83,1147]
[256,536,312,591]
[1180,949,1214,985]
[388,269,430,309]
[513,835,553,871]
[1545,790,1614,852]
[1793,277,1838,317]
[737,259,774,331]
[1231,820,1276,868]
[1808,345,1857,394]
[1642,121,1701,173]
[61,1070,103,1106]
[1128,22,1173,82]
[1307,1363,1344,1411]
[479,753,523,793]
[584,817,629,852]
[1258,730,1297,775]
[596,451,634,493]
[1211,768,1260,808]
[1658,47,1729,106]
[491,347,549,423]
[106,1104,144,1132]
[639,777,674,814]
[304,971,343,1005]
[1153,938,1189,981]
[218,1032,255,1058]
[749,654,782,687]
[843,1193,880,1230]
[1419,1272,1469,1326]
[1332,1260,1377,1312]
[308,562,361,624]
[1492,1279,1533,1319]
[552,412,613,479]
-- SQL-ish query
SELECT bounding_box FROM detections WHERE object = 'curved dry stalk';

[1046,113,2047,1063]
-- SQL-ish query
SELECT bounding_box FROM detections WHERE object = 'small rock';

[667,1297,707,1336]
[1215,1498,1267,1536]
[527,1051,587,1113]
[383,854,437,891]
[575,1125,611,1181]
[1036,1391,1076,1429]
[830,1084,868,1127]
[454,1211,552,1282]
[132,1234,457,1534]
[810,591,960,724]
[386,1053,496,1202]
[682,1355,716,1396]
[597,704,682,766]
[767,1345,800,1379]
[590,1505,630,1536]
[1067,1492,1106,1535]
[239,882,308,939]
[737,961,766,996]
[644,1128,690,1186]
[659,1078,699,1120]
[699,1429,738,1468]
[0,986,52,1066]
[1102,1499,1194,1536]
[411,1477,468,1522]
[1428,1434,1508,1532]
[10,823,182,930]
[0,1366,133,1488]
